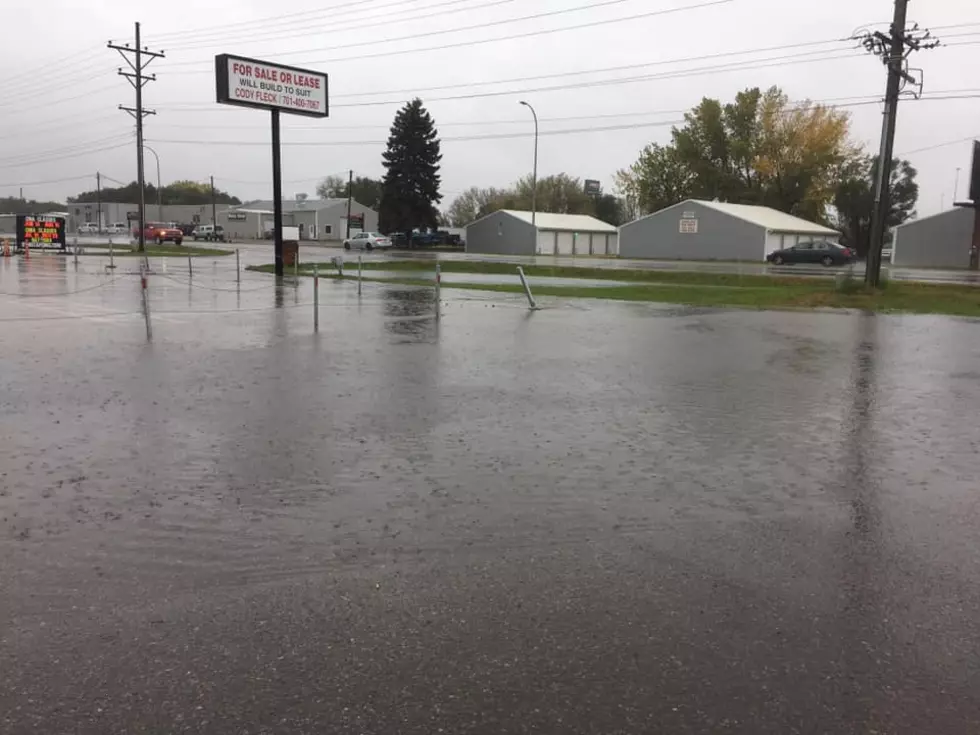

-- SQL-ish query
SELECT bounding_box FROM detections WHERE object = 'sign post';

[215,53,328,278]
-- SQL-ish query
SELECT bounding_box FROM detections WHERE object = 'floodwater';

[2,254,980,733]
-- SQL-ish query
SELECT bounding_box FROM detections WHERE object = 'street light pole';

[519,100,538,227]
[954,167,962,204]
[143,144,162,221]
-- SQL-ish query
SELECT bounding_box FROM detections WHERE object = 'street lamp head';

[519,100,529,107]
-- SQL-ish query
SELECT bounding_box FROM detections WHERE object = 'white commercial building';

[465,210,619,256]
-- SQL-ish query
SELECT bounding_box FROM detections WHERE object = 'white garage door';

[607,233,618,255]
[536,230,555,254]
[556,231,575,255]
[591,233,606,255]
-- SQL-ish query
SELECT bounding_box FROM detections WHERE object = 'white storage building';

[465,210,618,256]
[620,200,839,261]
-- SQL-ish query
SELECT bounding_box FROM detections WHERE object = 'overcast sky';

[1,0,977,217]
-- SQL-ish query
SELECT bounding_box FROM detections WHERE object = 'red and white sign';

[215,54,328,118]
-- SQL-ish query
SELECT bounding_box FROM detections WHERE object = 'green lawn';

[83,244,233,257]
[245,262,980,317]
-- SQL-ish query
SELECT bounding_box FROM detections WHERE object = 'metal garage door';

[556,231,575,255]
[591,233,606,255]
[536,230,555,254]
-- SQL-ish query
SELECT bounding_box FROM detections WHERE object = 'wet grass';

[246,262,980,317]
[82,244,233,257]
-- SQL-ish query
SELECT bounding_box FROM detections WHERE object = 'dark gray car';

[767,240,857,267]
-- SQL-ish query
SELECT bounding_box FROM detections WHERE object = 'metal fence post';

[236,248,241,283]
[435,263,441,320]
[141,261,153,341]
[313,263,319,332]
[358,255,362,295]
[109,239,115,270]
[188,254,193,278]
[517,266,538,310]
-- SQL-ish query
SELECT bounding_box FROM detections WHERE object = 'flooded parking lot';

[2,254,980,733]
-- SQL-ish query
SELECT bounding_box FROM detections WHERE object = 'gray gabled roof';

[624,199,838,235]
[237,198,348,213]
[467,209,617,233]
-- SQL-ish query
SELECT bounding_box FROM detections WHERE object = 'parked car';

[767,241,856,267]
[192,224,226,242]
[77,223,99,235]
[136,222,183,245]
[106,222,128,235]
[177,224,197,236]
[343,232,392,251]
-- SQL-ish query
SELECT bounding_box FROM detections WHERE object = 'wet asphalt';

[2,253,980,734]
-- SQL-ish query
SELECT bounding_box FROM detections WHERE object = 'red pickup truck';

[134,222,184,246]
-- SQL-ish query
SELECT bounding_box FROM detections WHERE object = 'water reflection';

[835,312,886,726]
[381,287,439,342]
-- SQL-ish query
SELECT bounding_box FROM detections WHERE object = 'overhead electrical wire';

[0,141,133,170]
[148,119,686,148]
[162,0,735,72]
[155,47,861,113]
[164,0,523,51]
[152,0,411,41]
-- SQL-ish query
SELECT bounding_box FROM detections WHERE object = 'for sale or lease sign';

[215,54,328,118]
[16,215,66,249]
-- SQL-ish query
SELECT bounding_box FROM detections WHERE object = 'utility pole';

[96,172,102,232]
[857,1,939,287]
[110,22,164,252]
[345,169,353,239]
[954,167,961,204]
[210,175,217,226]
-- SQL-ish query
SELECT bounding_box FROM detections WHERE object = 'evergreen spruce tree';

[379,98,442,238]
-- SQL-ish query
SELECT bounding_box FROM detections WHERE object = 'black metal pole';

[210,174,217,225]
[135,21,147,253]
[271,109,283,278]
[96,172,102,232]
[865,0,908,288]
[346,169,353,239]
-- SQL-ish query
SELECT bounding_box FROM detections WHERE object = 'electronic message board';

[16,215,66,250]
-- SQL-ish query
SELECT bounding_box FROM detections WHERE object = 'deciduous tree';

[833,156,918,256]
[316,174,383,209]
[616,86,854,221]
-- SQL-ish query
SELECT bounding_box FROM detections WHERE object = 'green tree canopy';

[833,156,918,256]
[69,180,241,206]
[379,99,442,235]
[443,174,625,227]
[0,196,66,215]
[617,86,854,222]
[316,174,383,210]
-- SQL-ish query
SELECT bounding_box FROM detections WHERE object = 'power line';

[897,134,980,156]
[152,0,407,41]
[164,0,522,50]
[0,134,133,166]
[329,39,851,100]
[147,120,683,148]
[162,0,735,72]
[0,173,99,190]
[0,142,133,170]
[155,47,861,114]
